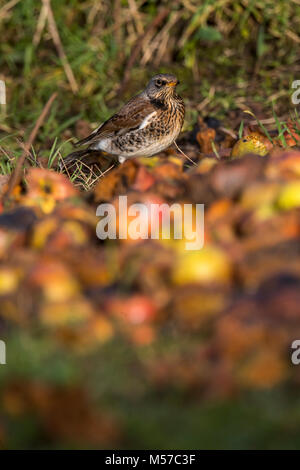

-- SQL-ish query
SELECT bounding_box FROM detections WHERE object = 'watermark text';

[96,196,204,250]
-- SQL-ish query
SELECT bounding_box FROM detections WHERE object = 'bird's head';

[145,74,180,102]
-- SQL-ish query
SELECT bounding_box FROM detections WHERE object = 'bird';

[63,73,185,166]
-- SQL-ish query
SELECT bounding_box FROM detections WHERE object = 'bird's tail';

[59,148,114,174]
[59,148,94,171]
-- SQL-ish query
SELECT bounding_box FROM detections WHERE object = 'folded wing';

[75,95,157,148]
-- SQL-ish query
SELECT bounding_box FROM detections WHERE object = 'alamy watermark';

[291,340,300,365]
[96,196,204,250]
[291,80,300,105]
[0,80,6,106]
[0,340,6,365]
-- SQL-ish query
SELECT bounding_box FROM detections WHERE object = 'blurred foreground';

[1,142,300,448]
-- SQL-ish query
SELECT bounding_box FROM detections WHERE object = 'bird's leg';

[118,156,126,164]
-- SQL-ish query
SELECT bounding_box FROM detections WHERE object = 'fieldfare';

[64,73,185,165]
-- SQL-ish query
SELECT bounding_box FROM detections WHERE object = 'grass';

[0,1,299,141]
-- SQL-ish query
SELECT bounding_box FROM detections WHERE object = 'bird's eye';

[155,79,162,87]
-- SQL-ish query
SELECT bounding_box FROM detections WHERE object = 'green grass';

[0,1,299,146]
[0,0,298,183]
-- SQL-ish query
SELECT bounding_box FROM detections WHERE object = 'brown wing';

[75,95,157,148]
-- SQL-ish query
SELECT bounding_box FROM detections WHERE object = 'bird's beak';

[166,81,178,87]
